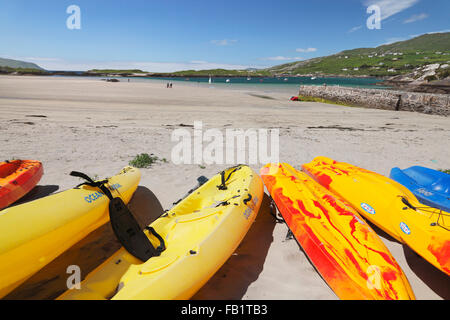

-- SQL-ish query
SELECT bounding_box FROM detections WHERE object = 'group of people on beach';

[166,82,173,88]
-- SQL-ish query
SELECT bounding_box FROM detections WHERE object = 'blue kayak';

[390,166,450,212]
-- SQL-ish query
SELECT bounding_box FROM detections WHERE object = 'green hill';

[267,32,450,77]
[362,32,450,53]
[86,69,147,74]
[152,33,450,78]
[153,68,270,77]
[0,58,43,70]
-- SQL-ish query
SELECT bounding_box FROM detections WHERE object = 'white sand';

[1,75,449,300]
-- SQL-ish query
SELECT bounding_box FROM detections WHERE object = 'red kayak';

[0,160,43,209]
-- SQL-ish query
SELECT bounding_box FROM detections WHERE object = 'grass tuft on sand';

[298,95,355,108]
[129,153,167,168]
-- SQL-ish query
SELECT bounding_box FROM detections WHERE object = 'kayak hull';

[303,157,450,276]
[0,167,140,298]
[59,165,263,300]
[0,160,43,209]
[261,163,414,300]
[390,166,450,213]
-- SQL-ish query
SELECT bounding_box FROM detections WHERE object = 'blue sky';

[0,0,449,71]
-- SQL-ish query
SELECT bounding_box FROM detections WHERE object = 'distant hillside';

[0,58,43,70]
[153,68,270,77]
[149,33,450,78]
[267,32,450,77]
[86,69,147,74]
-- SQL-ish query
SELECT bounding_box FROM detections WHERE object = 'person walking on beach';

[167,82,169,88]
[170,83,173,88]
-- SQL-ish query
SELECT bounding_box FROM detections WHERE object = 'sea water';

[139,76,388,94]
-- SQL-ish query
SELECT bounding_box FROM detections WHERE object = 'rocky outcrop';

[298,85,450,116]
[378,63,450,94]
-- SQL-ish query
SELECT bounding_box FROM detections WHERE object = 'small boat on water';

[226,79,230,83]
[311,76,317,80]
[208,76,212,84]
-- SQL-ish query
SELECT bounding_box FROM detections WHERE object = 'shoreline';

[0,70,389,82]
[6,72,449,95]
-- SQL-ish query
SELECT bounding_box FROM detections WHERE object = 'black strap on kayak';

[217,165,243,191]
[401,197,417,211]
[400,196,450,231]
[217,171,227,190]
[215,200,230,207]
[243,193,252,205]
[269,197,284,223]
[71,170,166,261]
[70,171,113,200]
[214,194,242,208]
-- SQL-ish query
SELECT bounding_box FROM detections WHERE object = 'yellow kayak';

[59,165,263,300]
[261,163,414,300]
[303,157,450,276]
[0,167,140,298]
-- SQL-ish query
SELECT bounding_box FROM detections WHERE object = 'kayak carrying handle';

[145,226,166,252]
[243,193,252,205]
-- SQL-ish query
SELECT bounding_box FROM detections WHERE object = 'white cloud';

[380,37,408,45]
[403,13,428,23]
[260,56,304,61]
[348,25,363,33]
[423,29,450,35]
[22,57,62,62]
[383,28,450,45]
[363,0,419,21]
[295,47,317,53]
[210,39,237,46]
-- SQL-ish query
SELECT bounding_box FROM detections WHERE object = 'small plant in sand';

[129,153,166,168]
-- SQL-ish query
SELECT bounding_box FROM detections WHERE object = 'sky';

[0,0,449,71]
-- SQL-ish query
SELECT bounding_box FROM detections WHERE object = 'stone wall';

[298,85,450,116]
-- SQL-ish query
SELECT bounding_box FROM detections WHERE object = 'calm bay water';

[52,74,387,95]
[153,76,382,87]
[141,76,387,94]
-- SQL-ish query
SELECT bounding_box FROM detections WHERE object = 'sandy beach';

[1,75,449,300]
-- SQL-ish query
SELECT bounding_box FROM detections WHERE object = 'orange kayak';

[0,160,43,209]
[303,156,450,276]
[261,163,415,300]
